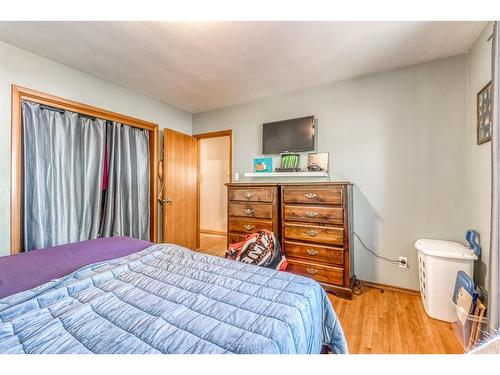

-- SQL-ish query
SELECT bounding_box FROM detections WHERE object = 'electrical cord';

[351,278,362,296]
[353,231,401,265]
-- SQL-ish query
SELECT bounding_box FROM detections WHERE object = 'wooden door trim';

[193,129,233,182]
[193,130,232,250]
[11,85,159,254]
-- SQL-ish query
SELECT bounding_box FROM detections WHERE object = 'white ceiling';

[0,21,487,113]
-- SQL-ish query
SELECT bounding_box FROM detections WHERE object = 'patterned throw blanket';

[225,230,287,270]
[0,244,347,354]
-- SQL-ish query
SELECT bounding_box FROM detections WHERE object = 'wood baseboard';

[200,229,227,236]
[359,279,420,296]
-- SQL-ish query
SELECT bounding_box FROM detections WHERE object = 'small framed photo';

[280,153,300,169]
[307,152,329,172]
[253,157,273,172]
[477,81,492,145]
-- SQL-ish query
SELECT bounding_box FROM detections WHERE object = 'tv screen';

[262,116,315,154]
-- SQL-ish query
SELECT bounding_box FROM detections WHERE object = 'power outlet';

[399,256,408,269]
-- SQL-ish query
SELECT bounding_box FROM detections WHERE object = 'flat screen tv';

[262,115,315,154]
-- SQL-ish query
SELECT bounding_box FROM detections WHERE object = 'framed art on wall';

[477,81,492,145]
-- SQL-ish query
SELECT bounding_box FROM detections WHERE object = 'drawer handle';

[306,229,318,237]
[305,211,318,218]
[243,208,255,215]
[306,249,318,256]
[306,268,318,275]
[304,192,318,199]
[243,192,255,199]
[244,224,255,231]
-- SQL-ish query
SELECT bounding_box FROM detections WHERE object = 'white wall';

[193,55,468,290]
[200,136,230,233]
[466,24,493,288]
[0,41,192,256]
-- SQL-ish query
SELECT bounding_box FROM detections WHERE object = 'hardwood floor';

[328,286,463,354]
[198,233,227,257]
[196,237,463,354]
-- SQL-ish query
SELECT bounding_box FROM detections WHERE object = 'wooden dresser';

[226,184,280,245]
[226,182,353,298]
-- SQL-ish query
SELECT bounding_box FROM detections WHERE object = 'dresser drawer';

[229,218,273,234]
[284,223,344,246]
[283,204,343,225]
[283,187,342,205]
[228,187,274,202]
[287,258,344,285]
[228,202,273,219]
[228,233,247,245]
[284,241,344,265]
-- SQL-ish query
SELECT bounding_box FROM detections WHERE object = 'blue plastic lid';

[466,230,481,257]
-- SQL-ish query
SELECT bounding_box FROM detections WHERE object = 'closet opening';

[194,130,232,256]
[10,85,159,254]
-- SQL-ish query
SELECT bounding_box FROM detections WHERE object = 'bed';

[0,238,347,354]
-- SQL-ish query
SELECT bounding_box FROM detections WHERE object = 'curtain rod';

[79,114,97,121]
[28,100,126,125]
[39,104,64,114]
[39,103,97,121]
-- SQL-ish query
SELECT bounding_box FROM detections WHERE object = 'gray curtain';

[100,122,150,240]
[22,101,106,251]
[490,21,500,332]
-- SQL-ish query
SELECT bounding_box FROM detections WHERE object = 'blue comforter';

[0,244,347,354]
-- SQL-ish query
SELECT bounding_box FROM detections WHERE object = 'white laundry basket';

[415,239,477,322]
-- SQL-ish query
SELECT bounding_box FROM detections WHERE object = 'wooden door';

[162,129,198,249]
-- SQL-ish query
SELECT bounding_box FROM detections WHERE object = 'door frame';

[193,130,232,249]
[11,85,159,254]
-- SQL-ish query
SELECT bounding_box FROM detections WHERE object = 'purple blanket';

[0,237,152,298]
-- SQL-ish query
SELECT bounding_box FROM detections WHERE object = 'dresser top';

[226,181,352,187]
